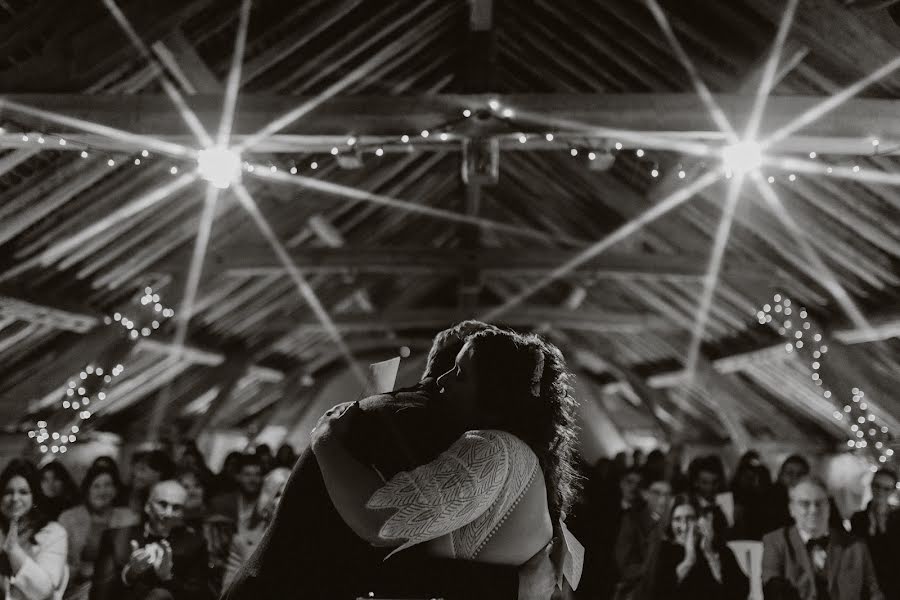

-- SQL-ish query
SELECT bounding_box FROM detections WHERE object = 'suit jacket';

[89,524,213,600]
[614,506,662,600]
[762,526,883,600]
[850,507,900,600]
[220,380,521,600]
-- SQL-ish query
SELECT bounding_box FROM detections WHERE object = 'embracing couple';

[221,321,583,600]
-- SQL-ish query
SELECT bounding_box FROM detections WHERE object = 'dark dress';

[645,540,749,600]
[220,380,521,600]
[850,506,900,600]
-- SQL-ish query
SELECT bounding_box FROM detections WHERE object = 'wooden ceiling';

[1,0,900,455]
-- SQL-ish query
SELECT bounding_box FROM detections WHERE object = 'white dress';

[367,429,583,588]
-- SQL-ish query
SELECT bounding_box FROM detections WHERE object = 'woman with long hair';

[221,468,291,590]
[0,458,68,600]
[640,493,748,600]
[311,328,583,597]
[57,464,137,596]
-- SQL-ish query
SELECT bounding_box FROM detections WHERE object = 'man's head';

[870,468,898,509]
[131,450,176,493]
[641,476,673,520]
[788,476,830,538]
[145,480,187,536]
[689,456,722,502]
[234,453,263,499]
[619,467,642,506]
[778,454,810,488]
[422,320,497,380]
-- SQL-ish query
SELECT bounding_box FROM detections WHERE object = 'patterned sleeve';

[366,430,512,556]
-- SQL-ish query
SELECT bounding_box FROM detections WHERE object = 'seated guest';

[89,480,212,600]
[209,453,241,498]
[613,475,672,600]
[208,455,261,535]
[687,455,730,537]
[125,451,175,515]
[274,444,296,469]
[59,465,138,596]
[221,468,290,590]
[0,458,69,600]
[177,468,229,596]
[851,468,899,600]
[730,450,774,540]
[762,476,882,600]
[641,494,748,600]
[175,469,207,529]
[39,462,80,521]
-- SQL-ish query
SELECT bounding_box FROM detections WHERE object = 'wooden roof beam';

[2,93,899,155]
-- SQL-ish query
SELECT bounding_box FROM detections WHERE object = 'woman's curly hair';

[465,328,581,523]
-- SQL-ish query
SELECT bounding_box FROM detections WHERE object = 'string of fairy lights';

[757,293,895,470]
[27,286,174,454]
[2,111,891,183]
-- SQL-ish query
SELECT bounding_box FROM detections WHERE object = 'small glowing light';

[826,167,833,173]
[440,133,450,141]
[636,148,645,157]
[488,99,500,111]
[107,159,115,167]
[463,109,472,118]
[40,445,48,453]
[847,440,855,448]
[860,403,868,410]
[37,136,45,144]
[52,432,59,440]
[290,166,298,174]
[98,392,106,401]
[872,139,880,147]
[27,431,35,438]
[134,158,141,165]
[331,147,339,155]
[651,169,659,178]
[347,136,357,146]
[270,165,277,173]
[63,401,70,408]
[518,134,527,144]
[197,147,241,190]
[853,165,860,172]
[401,135,410,143]
[785,343,793,352]
[824,390,832,398]
[142,150,149,157]
[311,161,318,169]
[420,130,429,138]
[71,426,79,433]
[59,138,66,146]
[614,142,623,150]
[545,133,554,141]
[501,108,514,118]
[375,148,384,157]
[767,176,775,183]
[788,174,796,181]
[570,148,578,157]
[588,152,596,160]
[21,135,28,142]
[80,151,88,158]
[678,170,686,179]
[721,141,762,173]
[887,449,894,456]
[170,166,178,175]
[809,152,817,159]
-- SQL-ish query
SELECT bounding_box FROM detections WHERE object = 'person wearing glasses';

[90,480,213,600]
[762,476,882,600]
[850,469,899,600]
[613,476,673,600]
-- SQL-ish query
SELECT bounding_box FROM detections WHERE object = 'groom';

[220,321,555,600]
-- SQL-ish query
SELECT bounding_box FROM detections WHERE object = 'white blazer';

[3,522,69,600]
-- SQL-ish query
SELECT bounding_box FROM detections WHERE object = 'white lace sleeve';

[366,430,511,556]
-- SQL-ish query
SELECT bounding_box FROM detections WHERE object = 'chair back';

[727,539,763,600]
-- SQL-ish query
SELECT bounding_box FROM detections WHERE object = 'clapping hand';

[126,540,156,581]
[154,540,174,581]
[696,515,714,553]
[682,522,697,566]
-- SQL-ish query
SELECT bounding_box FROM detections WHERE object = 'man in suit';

[762,476,882,600]
[209,454,263,534]
[850,468,900,600]
[220,320,556,600]
[613,476,672,600]
[91,480,213,600]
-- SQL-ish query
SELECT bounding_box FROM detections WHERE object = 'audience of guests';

[90,480,212,600]
[763,476,882,600]
[39,462,80,521]
[58,464,137,597]
[0,458,69,600]
[850,468,899,600]
[221,468,290,590]
[640,493,749,600]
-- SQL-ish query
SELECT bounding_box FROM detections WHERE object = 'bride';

[311,328,583,598]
